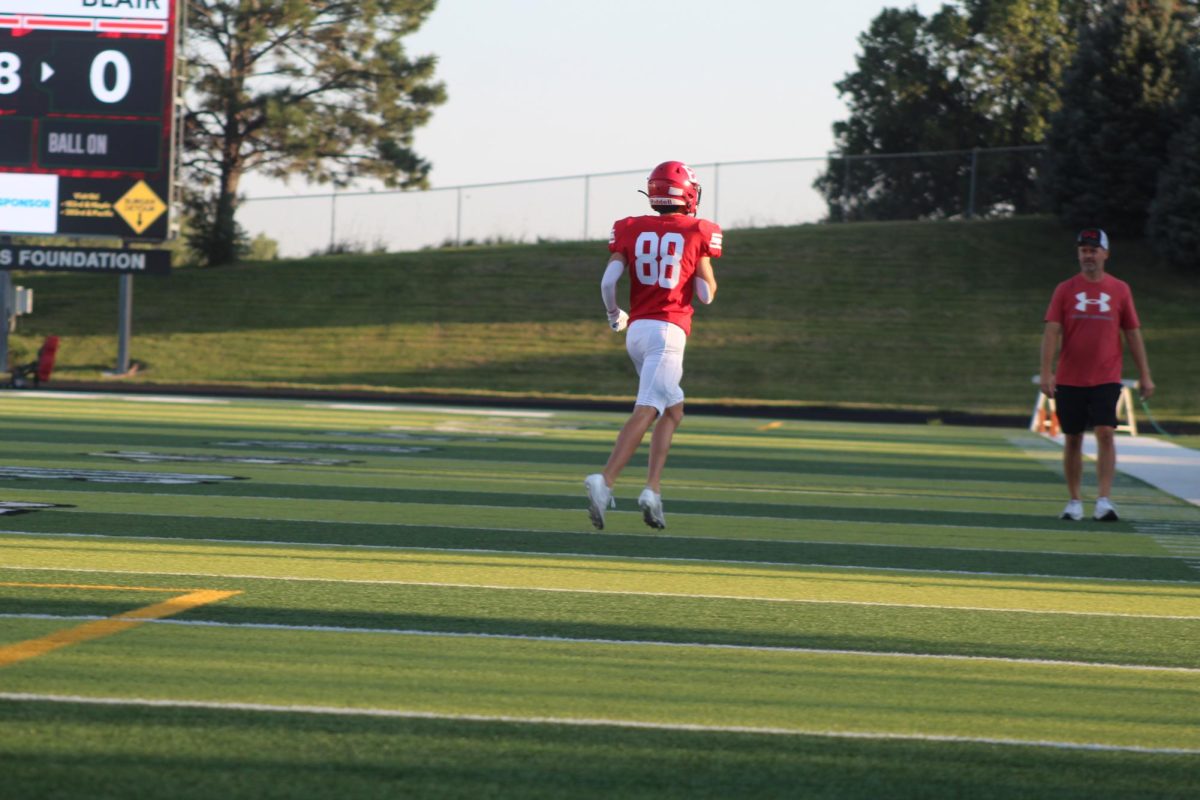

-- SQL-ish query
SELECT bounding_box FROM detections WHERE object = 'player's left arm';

[693,256,717,304]
[1124,327,1155,399]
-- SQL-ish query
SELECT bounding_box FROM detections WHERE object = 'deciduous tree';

[183,1,446,265]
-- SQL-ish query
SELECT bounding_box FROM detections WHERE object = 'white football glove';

[607,308,629,333]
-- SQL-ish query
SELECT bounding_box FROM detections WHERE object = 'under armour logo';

[1075,292,1110,312]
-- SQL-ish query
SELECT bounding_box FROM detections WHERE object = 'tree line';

[816,0,1199,269]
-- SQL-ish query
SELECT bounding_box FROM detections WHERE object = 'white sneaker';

[1094,497,1119,522]
[1060,500,1083,521]
[584,474,614,530]
[638,488,666,530]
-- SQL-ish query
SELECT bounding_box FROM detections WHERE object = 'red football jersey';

[1044,273,1140,387]
[608,214,722,336]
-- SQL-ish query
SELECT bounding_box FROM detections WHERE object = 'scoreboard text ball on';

[0,0,179,241]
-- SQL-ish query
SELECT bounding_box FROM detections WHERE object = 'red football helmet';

[645,161,701,215]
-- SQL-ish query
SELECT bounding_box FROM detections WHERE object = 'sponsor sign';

[0,173,57,233]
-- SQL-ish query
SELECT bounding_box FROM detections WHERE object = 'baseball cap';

[1077,228,1109,250]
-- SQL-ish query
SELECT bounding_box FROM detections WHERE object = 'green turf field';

[1,392,1198,798]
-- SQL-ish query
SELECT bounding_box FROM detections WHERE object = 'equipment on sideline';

[10,336,59,389]
[643,161,701,215]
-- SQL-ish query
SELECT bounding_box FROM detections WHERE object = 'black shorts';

[1055,383,1122,435]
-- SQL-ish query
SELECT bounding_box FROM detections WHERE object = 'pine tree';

[1148,47,1200,269]
[1044,0,1194,236]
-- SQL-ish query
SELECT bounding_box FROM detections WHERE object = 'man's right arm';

[1040,322,1062,398]
[602,253,628,331]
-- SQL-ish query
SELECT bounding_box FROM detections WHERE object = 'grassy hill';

[6,216,1198,421]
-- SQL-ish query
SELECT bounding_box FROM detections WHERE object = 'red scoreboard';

[0,1,179,241]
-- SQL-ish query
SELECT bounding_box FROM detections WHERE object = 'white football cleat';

[1093,497,1119,522]
[638,488,666,530]
[608,309,629,333]
[1060,500,1083,521]
[584,473,614,530]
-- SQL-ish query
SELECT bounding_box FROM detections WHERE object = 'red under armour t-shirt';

[608,214,722,336]
[1044,273,1140,387]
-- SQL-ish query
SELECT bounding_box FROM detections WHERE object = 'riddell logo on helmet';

[1074,292,1111,312]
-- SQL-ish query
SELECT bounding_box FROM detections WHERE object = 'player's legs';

[1054,385,1087,502]
[601,405,659,487]
[1085,385,1122,501]
[1063,434,1084,501]
[1094,425,1116,498]
[646,402,684,493]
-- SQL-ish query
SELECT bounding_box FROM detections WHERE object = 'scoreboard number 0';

[0,49,133,103]
[90,51,132,104]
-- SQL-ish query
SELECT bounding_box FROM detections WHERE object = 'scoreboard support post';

[116,273,133,376]
[0,245,10,373]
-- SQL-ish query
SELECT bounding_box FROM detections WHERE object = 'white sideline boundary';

[1,692,1196,755]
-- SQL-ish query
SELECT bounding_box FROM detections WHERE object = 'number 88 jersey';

[608,214,722,336]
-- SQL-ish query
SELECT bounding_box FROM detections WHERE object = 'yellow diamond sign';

[114,181,167,235]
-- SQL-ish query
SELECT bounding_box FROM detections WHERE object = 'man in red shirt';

[1040,229,1155,522]
[584,161,721,531]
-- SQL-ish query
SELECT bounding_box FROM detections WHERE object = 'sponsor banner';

[0,173,58,234]
[0,244,170,274]
[0,1,171,22]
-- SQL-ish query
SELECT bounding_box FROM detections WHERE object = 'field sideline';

[1,392,1198,798]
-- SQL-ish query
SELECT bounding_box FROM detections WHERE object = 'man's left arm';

[1124,328,1155,399]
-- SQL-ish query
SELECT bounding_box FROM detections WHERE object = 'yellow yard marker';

[756,421,784,432]
[0,586,240,669]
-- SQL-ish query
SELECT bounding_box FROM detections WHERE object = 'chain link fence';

[239,147,1049,258]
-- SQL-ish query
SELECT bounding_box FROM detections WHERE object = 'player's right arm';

[1040,322,1061,398]
[601,253,628,331]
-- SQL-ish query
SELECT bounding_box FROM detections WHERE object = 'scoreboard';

[0,0,178,241]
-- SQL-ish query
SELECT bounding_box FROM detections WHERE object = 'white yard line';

[1,692,1196,755]
[3,613,1196,674]
[3,565,1198,619]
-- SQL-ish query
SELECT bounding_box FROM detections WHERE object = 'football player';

[584,161,721,530]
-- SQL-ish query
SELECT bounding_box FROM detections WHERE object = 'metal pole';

[0,267,10,377]
[841,154,850,223]
[967,147,979,219]
[116,273,133,374]
[329,191,337,253]
[456,187,463,247]
[582,175,590,240]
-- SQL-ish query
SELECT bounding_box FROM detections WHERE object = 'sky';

[244,0,948,198]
